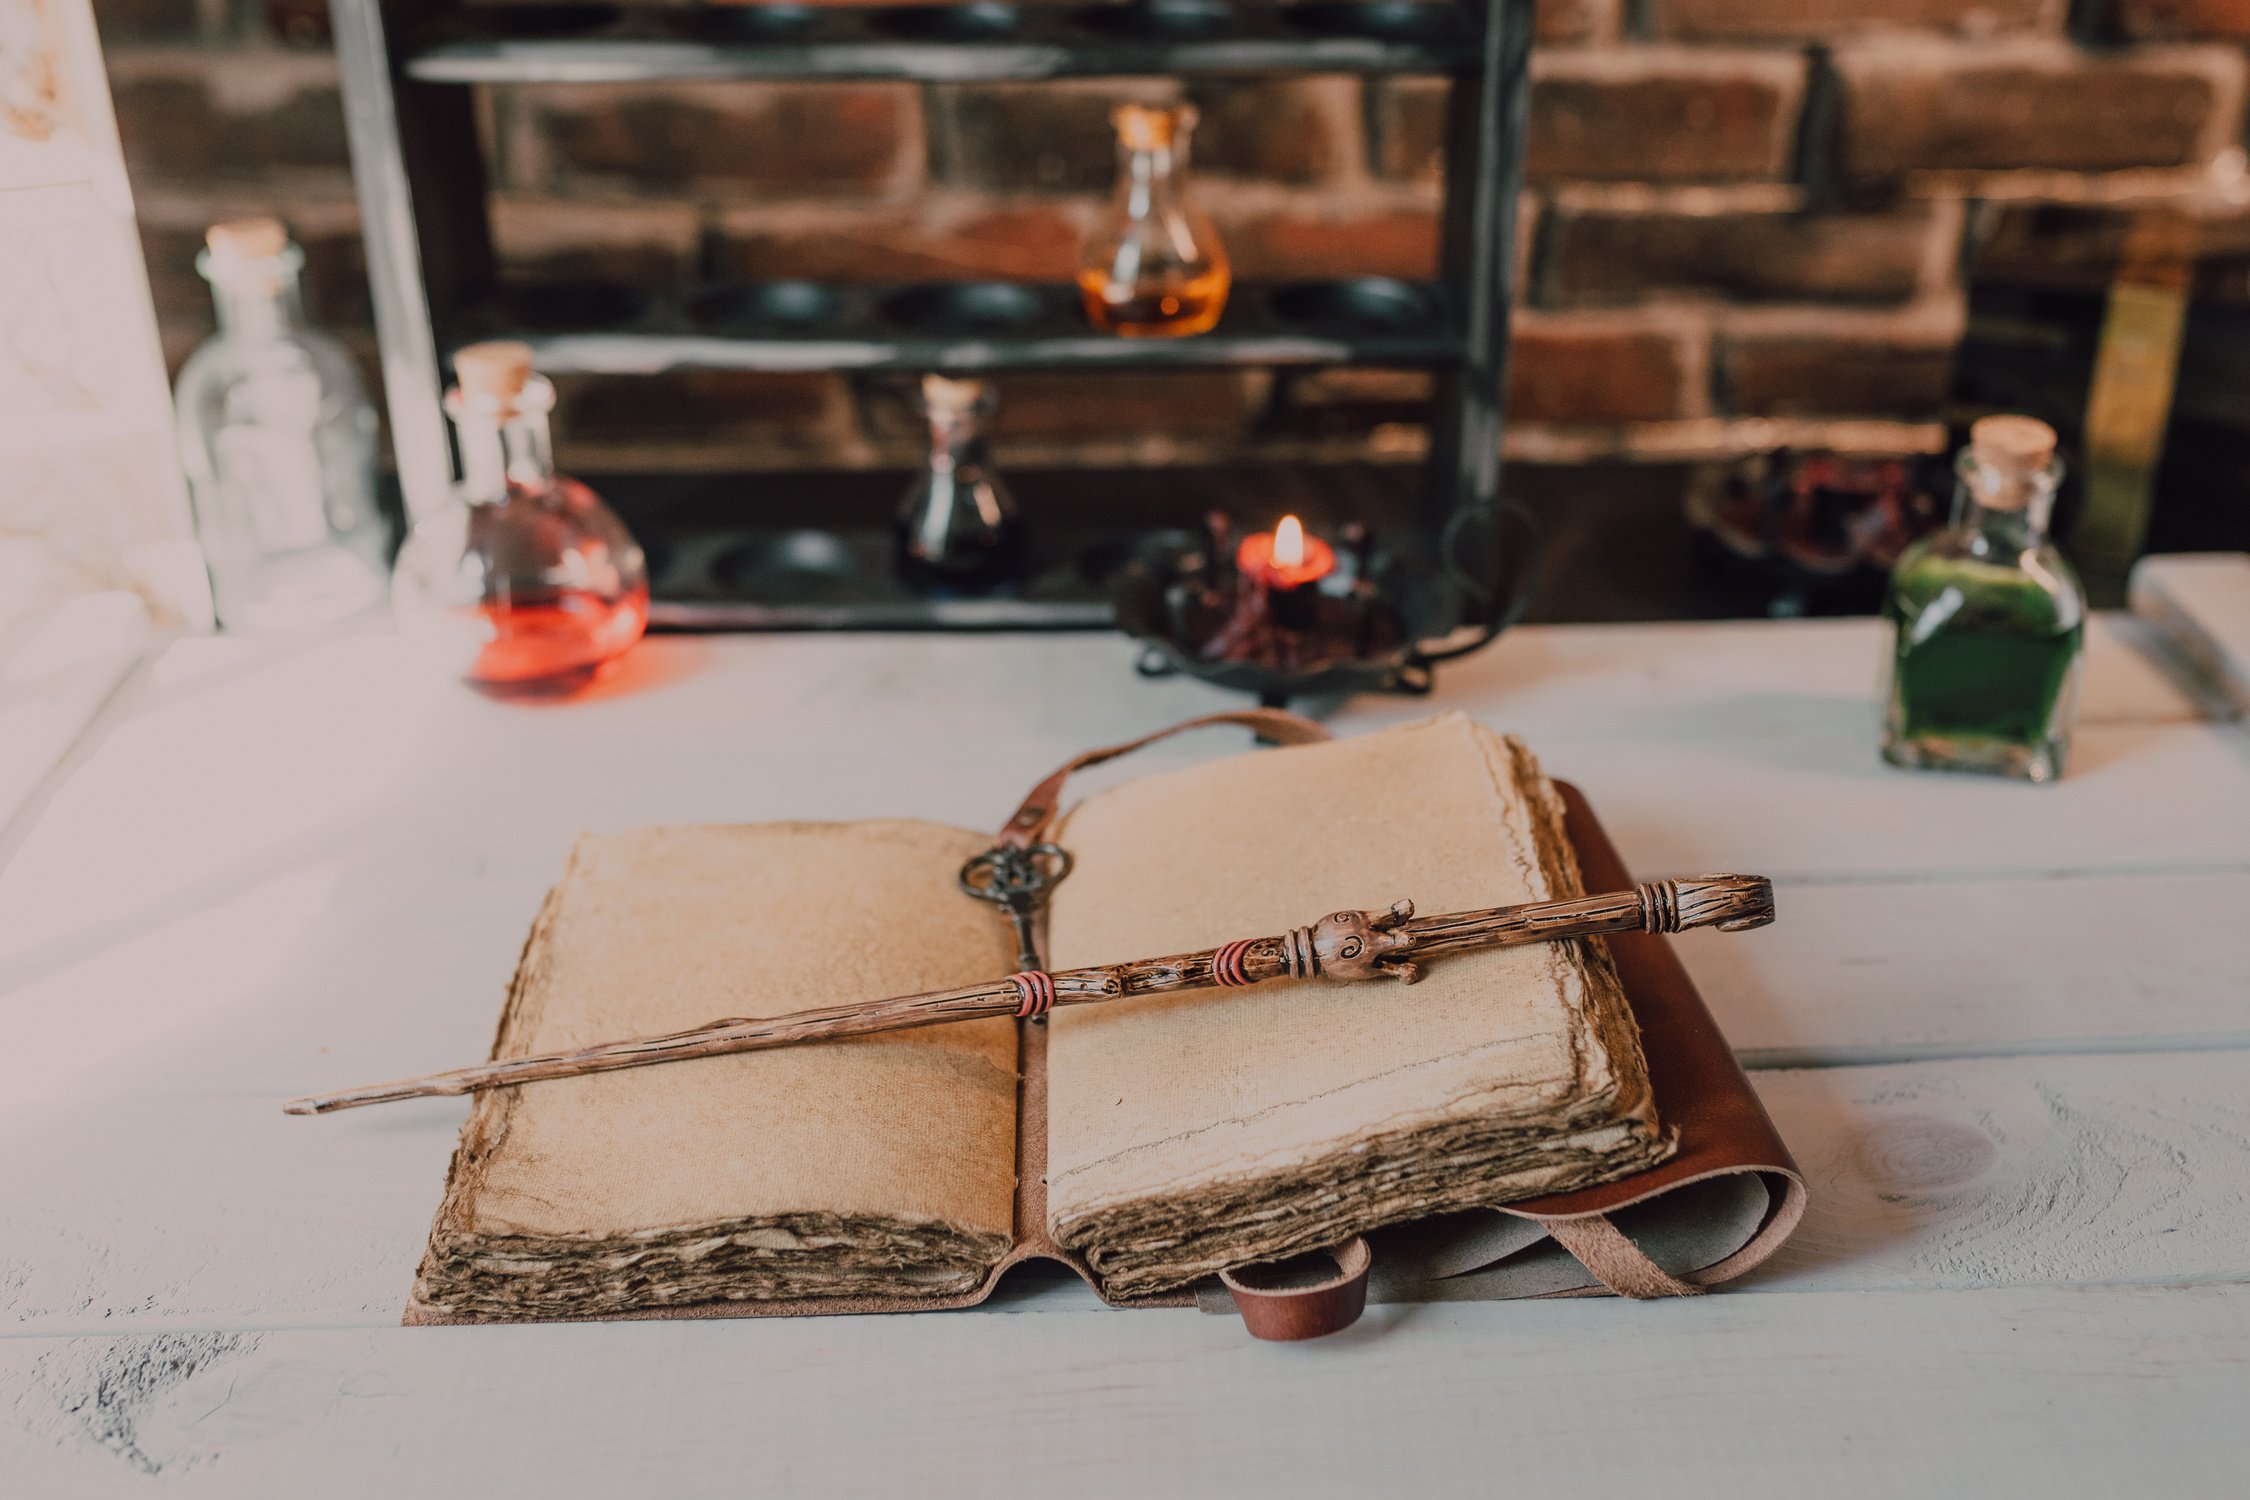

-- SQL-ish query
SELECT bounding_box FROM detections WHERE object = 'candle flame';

[1273,515,1306,570]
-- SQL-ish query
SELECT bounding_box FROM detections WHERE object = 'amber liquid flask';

[1079,104,1231,338]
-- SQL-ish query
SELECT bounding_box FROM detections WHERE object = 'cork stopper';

[1970,415,2057,475]
[1963,414,2057,512]
[453,340,536,410]
[920,373,990,420]
[1114,102,1195,152]
[205,216,290,266]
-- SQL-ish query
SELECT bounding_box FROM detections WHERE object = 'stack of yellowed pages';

[412,713,1674,1318]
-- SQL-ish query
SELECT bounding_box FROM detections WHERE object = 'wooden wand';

[285,874,1773,1116]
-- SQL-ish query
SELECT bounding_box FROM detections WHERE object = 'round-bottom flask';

[392,343,648,695]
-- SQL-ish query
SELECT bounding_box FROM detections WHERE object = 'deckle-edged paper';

[1043,712,1671,1296]
[413,819,1020,1316]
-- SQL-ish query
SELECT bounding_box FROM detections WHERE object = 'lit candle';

[1236,514,1337,590]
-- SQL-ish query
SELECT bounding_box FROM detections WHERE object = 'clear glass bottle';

[1883,416,2087,783]
[174,217,388,630]
[1078,103,1230,338]
[895,375,1026,596]
[391,342,649,696]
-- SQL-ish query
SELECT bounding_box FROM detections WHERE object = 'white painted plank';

[2131,551,2250,717]
[1745,1051,2250,1293]
[4,1285,2247,1498]
[1356,613,2202,732]
[3,629,2233,1033]
[1678,871,2250,1066]
[1522,719,2250,884]
[8,1050,2247,1335]
[0,591,149,840]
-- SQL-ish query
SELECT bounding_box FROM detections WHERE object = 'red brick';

[1213,197,1442,281]
[861,369,1271,454]
[2116,0,2250,38]
[504,82,922,196]
[716,198,1095,282]
[1531,52,1806,182]
[1508,312,1704,424]
[1380,53,1806,185]
[1186,77,1363,186]
[1542,193,1951,305]
[1536,0,1624,45]
[550,371,855,450]
[1831,41,2246,180]
[1275,368,1435,438]
[1717,307,1959,417]
[1651,0,2060,39]
[106,50,352,183]
[988,370,1271,440]
[937,79,1181,195]
[90,0,207,43]
[1372,79,1449,183]
[1967,199,2250,296]
[135,191,370,327]
[489,196,701,284]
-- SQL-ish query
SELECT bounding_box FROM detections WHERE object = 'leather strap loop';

[997,708,1331,848]
[1542,1214,1706,1300]
[1219,1237,1372,1340]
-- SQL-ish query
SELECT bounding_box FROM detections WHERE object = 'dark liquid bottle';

[895,374,1026,596]
[1883,416,2085,782]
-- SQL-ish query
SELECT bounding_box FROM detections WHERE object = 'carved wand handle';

[285,875,1772,1116]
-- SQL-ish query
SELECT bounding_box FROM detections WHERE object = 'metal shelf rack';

[330,0,1534,629]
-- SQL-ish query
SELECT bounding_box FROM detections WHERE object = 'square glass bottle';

[1882,416,2086,783]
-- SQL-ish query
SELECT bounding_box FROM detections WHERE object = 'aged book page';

[413,819,1020,1317]
[1042,713,1670,1296]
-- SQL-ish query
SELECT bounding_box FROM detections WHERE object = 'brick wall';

[98,0,2250,470]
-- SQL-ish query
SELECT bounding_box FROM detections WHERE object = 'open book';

[410,713,1772,1322]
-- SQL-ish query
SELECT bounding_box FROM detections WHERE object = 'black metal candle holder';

[1113,511,1528,706]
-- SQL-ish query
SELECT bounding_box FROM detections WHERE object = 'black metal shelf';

[403,2,1480,84]
[454,277,1462,374]
[333,0,1532,628]
[609,460,1423,630]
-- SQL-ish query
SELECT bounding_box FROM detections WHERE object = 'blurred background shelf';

[456,277,1464,374]
[401,1,1480,84]
[335,0,1530,629]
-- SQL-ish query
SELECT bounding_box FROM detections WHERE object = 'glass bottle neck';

[926,408,992,477]
[457,410,556,505]
[1119,139,1189,217]
[209,270,304,345]
[1952,453,2058,553]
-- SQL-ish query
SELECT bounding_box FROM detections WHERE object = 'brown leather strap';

[1542,1214,1707,1300]
[1219,1237,1372,1340]
[996,708,1331,848]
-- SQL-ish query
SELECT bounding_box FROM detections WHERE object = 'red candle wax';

[1236,514,1336,589]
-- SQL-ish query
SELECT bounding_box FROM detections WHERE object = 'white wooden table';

[4,615,2247,1496]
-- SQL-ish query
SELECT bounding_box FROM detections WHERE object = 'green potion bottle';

[1883,416,2086,783]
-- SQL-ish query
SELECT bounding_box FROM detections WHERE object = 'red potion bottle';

[393,342,648,696]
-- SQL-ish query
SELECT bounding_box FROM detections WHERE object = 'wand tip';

[282,1097,320,1116]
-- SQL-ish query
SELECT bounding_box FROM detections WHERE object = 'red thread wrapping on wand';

[1009,970,1056,1018]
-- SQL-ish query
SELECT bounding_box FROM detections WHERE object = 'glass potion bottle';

[1883,416,2087,782]
[391,342,648,696]
[895,374,1027,595]
[1078,103,1230,338]
[174,217,388,629]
